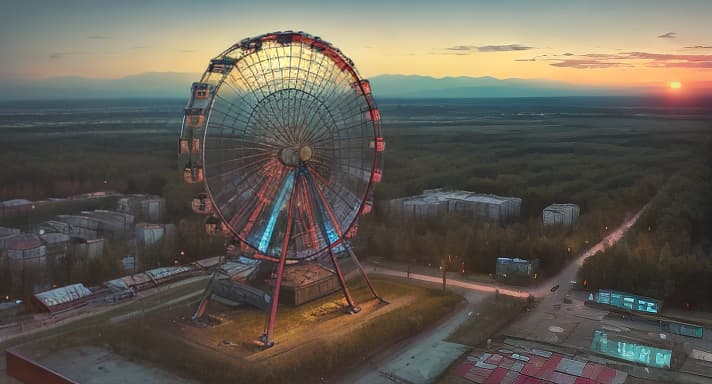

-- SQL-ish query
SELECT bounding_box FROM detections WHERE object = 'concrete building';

[495,257,538,280]
[2,234,48,290]
[39,232,71,262]
[117,194,165,222]
[0,226,21,237]
[135,223,176,268]
[388,189,521,223]
[270,263,340,306]
[543,203,580,227]
[54,210,134,240]
[35,220,71,236]
[70,238,105,261]
[0,227,22,249]
[135,223,176,247]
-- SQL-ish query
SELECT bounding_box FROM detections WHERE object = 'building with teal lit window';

[592,289,662,314]
[591,330,672,369]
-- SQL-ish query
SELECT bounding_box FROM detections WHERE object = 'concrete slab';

[36,346,196,384]
[383,340,469,384]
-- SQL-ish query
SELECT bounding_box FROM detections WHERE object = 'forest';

[580,139,712,309]
[1,97,710,303]
[353,99,710,282]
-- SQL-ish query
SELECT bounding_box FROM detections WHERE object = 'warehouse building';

[543,203,580,227]
[388,189,521,223]
[33,283,95,313]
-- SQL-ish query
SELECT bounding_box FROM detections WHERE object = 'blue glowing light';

[258,171,295,253]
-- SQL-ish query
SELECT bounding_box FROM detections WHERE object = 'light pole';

[441,254,453,292]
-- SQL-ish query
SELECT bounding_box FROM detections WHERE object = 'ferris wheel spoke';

[303,170,343,244]
[305,164,359,217]
[206,133,282,151]
[227,163,287,236]
[198,33,379,261]
[217,160,284,215]
[206,154,276,183]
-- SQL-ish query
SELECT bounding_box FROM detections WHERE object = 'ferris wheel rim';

[184,31,381,260]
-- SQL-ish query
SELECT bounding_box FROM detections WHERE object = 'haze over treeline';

[0,73,662,100]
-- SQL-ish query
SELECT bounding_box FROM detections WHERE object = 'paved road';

[338,290,487,384]
[340,205,647,384]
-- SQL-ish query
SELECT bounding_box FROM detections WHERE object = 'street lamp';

[441,254,455,291]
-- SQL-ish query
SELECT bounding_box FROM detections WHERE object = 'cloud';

[48,51,89,59]
[478,44,533,52]
[646,61,712,68]
[549,59,629,69]
[444,44,533,53]
[514,54,549,62]
[516,49,712,69]
[623,51,712,61]
[684,45,712,49]
[132,45,147,49]
[657,32,676,39]
[88,35,112,40]
[580,53,626,59]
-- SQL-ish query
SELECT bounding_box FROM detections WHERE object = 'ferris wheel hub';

[299,145,313,162]
[279,145,313,166]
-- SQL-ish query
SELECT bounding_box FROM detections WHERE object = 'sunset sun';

[669,81,682,90]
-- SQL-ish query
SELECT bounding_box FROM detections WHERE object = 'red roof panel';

[485,368,509,384]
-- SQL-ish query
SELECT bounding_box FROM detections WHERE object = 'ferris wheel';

[178,31,386,347]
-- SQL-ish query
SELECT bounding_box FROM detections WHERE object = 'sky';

[1,0,712,90]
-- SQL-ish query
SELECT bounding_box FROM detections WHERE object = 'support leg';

[192,272,216,320]
[302,167,361,313]
[346,243,388,304]
[328,246,360,313]
[262,174,298,348]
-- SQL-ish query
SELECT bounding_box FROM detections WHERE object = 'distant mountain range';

[0,72,198,100]
[0,72,651,100]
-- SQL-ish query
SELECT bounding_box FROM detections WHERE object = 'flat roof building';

[33,283,94,313]
[54,210,134,240]
[117,194,165,222]
[543,203,580,227]
[388,189,521,223]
